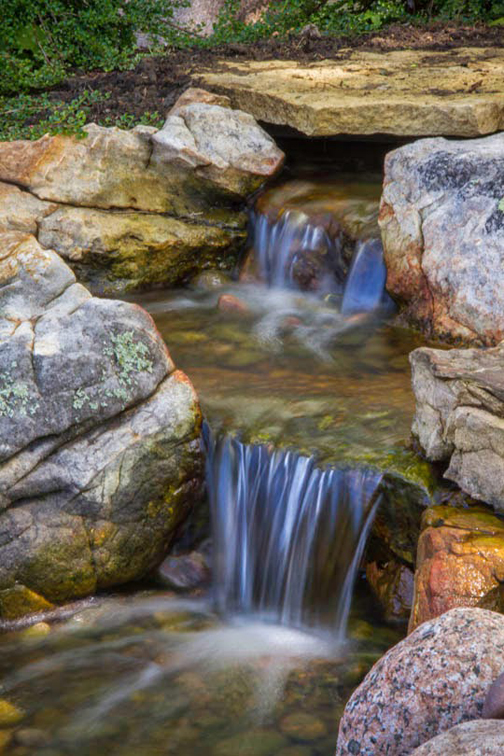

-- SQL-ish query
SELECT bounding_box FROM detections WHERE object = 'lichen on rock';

[0,230,204,618]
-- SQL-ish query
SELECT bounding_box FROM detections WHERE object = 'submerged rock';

[409,505,504,632]
[279,712,327,742]
[380,132,504,344]
[411,720,504,755]
[156,551,210,592]
[0,699,24,727]
[217,293,250,315]
[0,231,204,617]
[213,730,287,756]
[336,607,504,756]
[0,90,283,295]
[410,344,504,511]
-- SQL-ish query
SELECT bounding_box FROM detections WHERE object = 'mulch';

[48,22,504,123]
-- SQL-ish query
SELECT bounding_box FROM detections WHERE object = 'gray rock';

[156,551,210,591]
[336,607,504,756]
[0,231,204,616]
[411,719,504,755]
[0,92,283,295]
[380,133,504,345]
[152,100,284,199]
[410,344,504,510]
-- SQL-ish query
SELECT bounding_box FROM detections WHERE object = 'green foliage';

[0,90,106,140]
[0,0,189,95]
[0,88,164,141]
[0,0,502,140]
[208,0,504,41]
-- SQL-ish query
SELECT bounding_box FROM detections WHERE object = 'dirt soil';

[51,23,504,123]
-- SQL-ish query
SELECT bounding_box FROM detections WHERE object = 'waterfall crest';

[205,427,382,636]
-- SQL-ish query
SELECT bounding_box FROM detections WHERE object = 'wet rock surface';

[410,343,504,510]
[380,132,504,344]
[409,505,504,632]
[0,91,283,295]
[0,230,204,617]
[37,206,246,296]
[366,560,413,624]
[336,607,504,756]
[411,719,504,755]
[156,551,211,592]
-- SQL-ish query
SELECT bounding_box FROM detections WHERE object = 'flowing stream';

[0,170,422,755]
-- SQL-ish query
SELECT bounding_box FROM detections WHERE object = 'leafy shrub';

[209,0,504,41]
[0,0,189,95]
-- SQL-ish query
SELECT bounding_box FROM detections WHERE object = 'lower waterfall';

[205,427,382,637]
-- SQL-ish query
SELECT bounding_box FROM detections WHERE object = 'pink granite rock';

[336,607,504,755]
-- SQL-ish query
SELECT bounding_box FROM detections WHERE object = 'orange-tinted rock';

[366,560,413,623]
[409,505,504,632]
[217,293,249,315]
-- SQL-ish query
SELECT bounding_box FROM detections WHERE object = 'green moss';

[423,504,504,534]
[0,584,54,620]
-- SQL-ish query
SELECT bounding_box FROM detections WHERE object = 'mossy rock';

[0,585,54,620]
[0,700,24,728]
[372,447,439,565]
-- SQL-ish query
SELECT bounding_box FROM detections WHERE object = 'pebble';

[20,622,51,640]
[280,712,328,742]
[14,728,50,748]
[217,293,250,315]
[0,700,24,727]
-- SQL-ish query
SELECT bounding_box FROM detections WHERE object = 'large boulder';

[411,720,504,756]
[410,344,504,511]
[0,230,204,618]
[0,115,283,213]
[0,92,283,294]
[409,505,504,632]
[336,607,504,756]
[380,133,504,345]
[37,206,246,295]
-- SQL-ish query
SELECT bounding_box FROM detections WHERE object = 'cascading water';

[250,208,346,292]
[341,238,391,315]
[205,427,382,637]
[249,205,392,316]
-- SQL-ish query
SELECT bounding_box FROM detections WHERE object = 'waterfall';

[250,208,346,291]
[250,208,390,315]
[204,427,382,637]
[341,238,388,315]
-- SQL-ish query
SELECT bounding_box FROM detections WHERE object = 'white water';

[205,428,382,637]
[251,208,346,291]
